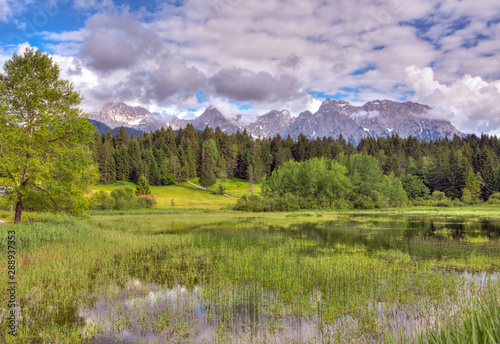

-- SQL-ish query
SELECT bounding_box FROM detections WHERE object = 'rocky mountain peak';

[89,100,464,144]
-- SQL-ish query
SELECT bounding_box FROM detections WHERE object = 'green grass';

[409,299,500,344]
[92,177,259,209]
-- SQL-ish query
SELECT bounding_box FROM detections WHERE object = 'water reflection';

[79,215,500,343]
[82,274,499,344]
[278,215,500,260]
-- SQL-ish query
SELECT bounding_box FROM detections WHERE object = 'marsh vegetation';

[1,211,499,343]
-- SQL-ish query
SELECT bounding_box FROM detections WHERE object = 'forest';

[91,123,500,209]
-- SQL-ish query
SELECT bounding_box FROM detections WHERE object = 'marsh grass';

[1,211,499,343]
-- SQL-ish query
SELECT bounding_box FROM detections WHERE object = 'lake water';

[79,214,500,343]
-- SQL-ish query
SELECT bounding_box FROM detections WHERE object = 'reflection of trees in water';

[279,215,500,260]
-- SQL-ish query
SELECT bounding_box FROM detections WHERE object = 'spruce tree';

[136,175,151,196]
[199,149,216,188]
[114,126,128,148]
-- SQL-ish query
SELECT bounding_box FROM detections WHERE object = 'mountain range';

[89,99,463,143]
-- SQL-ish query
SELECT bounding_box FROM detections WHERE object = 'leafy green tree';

[90,190,115,210]
[382,173,408,207]
[136,175,151,196]
[337,153,384,207]
[401,174,430,199]
[0,48,97,223]
[463,167,481,201]
[202,139,219,166]
[263,158,351,208]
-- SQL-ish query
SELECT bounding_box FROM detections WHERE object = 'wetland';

[1,210,500,343]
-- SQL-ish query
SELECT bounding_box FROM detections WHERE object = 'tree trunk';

[14,196,22,224]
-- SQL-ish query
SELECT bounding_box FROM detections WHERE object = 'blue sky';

[1,0,499,134]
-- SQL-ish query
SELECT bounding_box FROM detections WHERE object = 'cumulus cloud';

[278,53,302,70]
[9,0,498,133]
[81,12,163,71]
[405,65,500,135]
[77,10,208,109]
[210,67,306,103]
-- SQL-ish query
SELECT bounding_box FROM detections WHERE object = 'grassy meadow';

[92,178,259,210]
[0,180,499,343]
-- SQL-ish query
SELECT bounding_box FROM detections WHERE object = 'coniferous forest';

[91,123,500,209]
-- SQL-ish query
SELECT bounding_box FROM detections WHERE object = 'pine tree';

[136,175,151,196]
[98,131,116,184]
[199,149,216,188]
[114,126,128,148]
[115,145,130,181]
[127,138,142,183]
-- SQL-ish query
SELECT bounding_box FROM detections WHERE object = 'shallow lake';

[78,214,500,344]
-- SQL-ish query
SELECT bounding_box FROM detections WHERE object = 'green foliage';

[161,173,176,186]
[0,48,97,222]
[431,190,446,201]
[199,149,217,188]
[461,189,473,205]
[464,169,481,201]
[415,300,500,344]
[402,174,430,200]
[487,192,500,205]
[111,186,138,210]
[135,175,151,196]
[89,190,115,210]
[263,158,351,209]
[382,173,408,207]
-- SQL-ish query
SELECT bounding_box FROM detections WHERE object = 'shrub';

[111,186,138,210]
[89,191,115,210]
[431,190,446,201]
[138,196,156,208]
[487,192,500,205]
[161,173,176,186]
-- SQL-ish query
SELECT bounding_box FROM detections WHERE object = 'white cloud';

[73,0,113,11]
[0,0,10,21]
[10,0,498,134]
[405,65,500,134]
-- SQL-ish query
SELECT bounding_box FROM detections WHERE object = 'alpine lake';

[3,211,500,343]
[76,213,500,343]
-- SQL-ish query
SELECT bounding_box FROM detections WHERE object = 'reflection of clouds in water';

[79,272,500,344]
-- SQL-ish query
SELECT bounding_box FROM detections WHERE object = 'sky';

[0,0,499,135]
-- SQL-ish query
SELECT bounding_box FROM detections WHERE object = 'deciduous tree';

[0,48,97,223]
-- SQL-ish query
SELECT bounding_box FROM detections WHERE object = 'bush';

[431,198,454,207]
[431,190,447,201]
[111,186,138,210]
[461,188,473,205]
[137,196,156,208]
[89,190,115,210]
[233,194,273,212]
[487,192,500,205]
[161,173,176,186]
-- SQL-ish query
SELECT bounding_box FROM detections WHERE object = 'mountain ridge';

[89,99,464,143]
